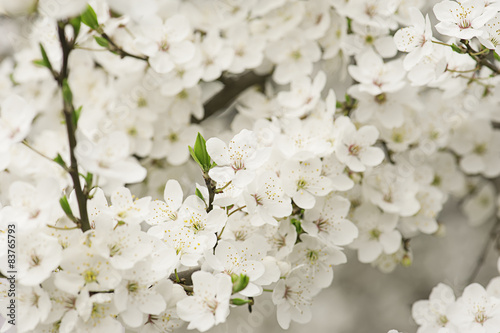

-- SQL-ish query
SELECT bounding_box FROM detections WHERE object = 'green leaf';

[230,298,253,306]
[32,59,48,68]
[94,36,109,48]
[53,154,67,169]
[62,79,73,107]
[72,105,82,127]
[345,94,351,104]
[494,52,500,62]
[59,196,74,218]
[33,43,53,70]
[69,16,81,39]
[290,218,303,234]
[189,146,202,166]
[194,133,211,170]
[231,273,250,294]
[81,5,99,30]
[451,43,463,54]
[195,188,205,201]
[40,43,52,69]
[189,133,212,172]
[83,172,93,190]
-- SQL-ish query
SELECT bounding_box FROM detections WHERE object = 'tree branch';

[466,217,500,285]
[460,39,500,75]
[57,23,91,232]
[193,71,270,124]
[169,267,200,286]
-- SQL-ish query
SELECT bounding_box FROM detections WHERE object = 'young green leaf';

[32,59,48,68]
[33,43,53,70]
[69,16,81,39]
[94,36,109,48]
[495,52,500,62]
[81,5,99,31]
[194,133,211,170]
[231,273,250,294]
[189,146,202,166]
[189,133,213,172]
[59,195,74,219]
[230,298,253,306]
[53,154,67,169]
[451,43,464,54]
[72,106,82,127]
[62,79,73,107]
[291,218,304,234]
[195,188,205,201]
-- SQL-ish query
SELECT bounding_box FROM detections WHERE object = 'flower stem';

[228,205,247,217]
[56,22,91,232]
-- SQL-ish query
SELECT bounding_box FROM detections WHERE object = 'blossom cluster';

[1,0,500,332]
[412,263,500,333]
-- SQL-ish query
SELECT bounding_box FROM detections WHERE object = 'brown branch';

[193,71,270,124]
[57,23,91,232]
[169,267,200,286]
[466,217,500,284]
[460,39,500,75]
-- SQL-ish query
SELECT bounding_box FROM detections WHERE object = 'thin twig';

[203,172,216,213]
[466,217,500,285]
[101,32,149,61]
[228,205,247,217]
[22,140,68,172]
[432,40,452,47]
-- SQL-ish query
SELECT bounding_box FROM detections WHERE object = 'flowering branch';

[55,21,91,232]
[97,32,149,61]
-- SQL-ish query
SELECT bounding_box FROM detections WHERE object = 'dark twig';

[100,32,149,61]
[204,174,216,213]
[56,23,91,232]
[193,71,269,124]
[466,217,500,285]
[169,267,200,286]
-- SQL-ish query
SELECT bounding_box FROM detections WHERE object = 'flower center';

[307,250,319,264]
[374,93,386,104]
[474,143,487,155]
[84,269,98,283]
[232,159,245,171]
[370,228,381,239]
[458,18,471,30]
[314,217,329,233]
[109,243,121,257]
[206,299,218,314]
[475,311,488,324]
[127,281,139,293]
[438,315,448,326]
[348,144,361,156]
[297,178,308,190]
[252,193,264,206]
[291,50,302,60]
